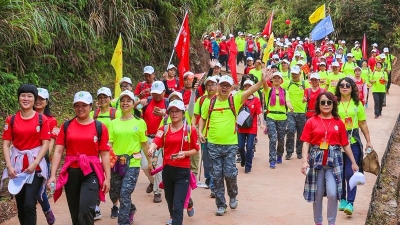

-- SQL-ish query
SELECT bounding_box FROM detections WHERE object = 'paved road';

[2,67,400,225]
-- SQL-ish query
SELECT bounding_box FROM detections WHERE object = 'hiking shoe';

[44,209,56,225]
[270,162,276,169]
[229,197,238,209]
[297,153,303,159]
[187,207,195,217]
[166,218,172,225]
[215,207,227,216]
[285,153,292,160]
[210,191,216,198]
[154,193,162,203]
[245,168,251,173]
[277,156,283,164]
[146,182,154,194]
[110,205,119,218]
[338,199,347,211]
[94,210,102,220]
[344,203,354,215]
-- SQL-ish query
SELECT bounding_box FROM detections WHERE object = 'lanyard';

[341,100,352,117]
[320,116,332,139]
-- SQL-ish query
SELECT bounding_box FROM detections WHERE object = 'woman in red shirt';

[2,84,51,225]
[48,91,110,225]
[300,92,359,225]
[148,100,199,225]
[34,87,57,224]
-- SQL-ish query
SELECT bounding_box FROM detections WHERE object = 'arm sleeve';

[133,83,141,95]
[139,120,148,143]
[152,126,165,148]
[55,123,66,146]
[338,120,350,146]
[50,118,58,139]
[300,119,312,142]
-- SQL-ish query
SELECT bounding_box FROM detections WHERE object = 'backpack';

[63,119,103,149]
[237,98,255,128]
[10,113,43,141]
[305,88,325,113]
[141,97,169,116]
[93,108,117,120]
[287,79,306,90]
[198,95,208,115]
[205,95,236,136]
[180,89,201,100]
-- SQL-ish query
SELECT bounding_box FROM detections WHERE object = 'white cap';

[310,73,320,80]
[296,60,305,66]
[272,54,280,59]
[355,41,360,44]
[299,41,304,45]
[248,33,252,37]
[291,38,295,41]
[267,65,272,69]
[143,66,155,74]
[347,53,354,57]
[246,56,254,61]
[354,66,361,71]
[263,35,268,38]
[338,46,343,50]
[205,76,218,84]
[150,81,165,94]
[329,40,334,44]
[341,40,346,44]
[328,47,333,51]
[332,61,340,67]
[371,49,377,52]
[288,42,292,45]
[243,80,254,86]
[297,44,303,49]
[37,88,49,99]
[296,37,300,40]
[167,100,185,111]
[383,47,389,53]
[168,91,183,101]
[219,75,234,85]
[372,43,378,47]
[272,72,282,78]
[305,37,309,40]
[294,51,301,56]
[380,53,386,59]
[282,59,290,64]
[336,54,342,59]
[284,44,288,48]
[119,90,135,100]
[215,62,222,68]
[119,77,132,85]
[229,34,234,38]
[97,87,112,97]
[8,172,34,195]
[320,56,326,59]
[221,36,227,40]
[355,43,360,47]
[183,71,194,78]
[349,171,365,191]
[318,62,326,66]
[315,49,321,53]
[291,66,301,74]
[167,64,176,70]
[73,91,93,104]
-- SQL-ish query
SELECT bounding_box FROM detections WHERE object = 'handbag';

[362,150,380,176]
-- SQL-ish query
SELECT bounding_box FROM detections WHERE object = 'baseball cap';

[371,49,377,52]
[143,66,155,74]
[372,43,378,47]
[229,34,234,38]
[73,91,93,104]
[329,40,334,44]
[342,40,346,44]
[338,46,343,50]
[291,38,295,41]
[37,88,49,99]
[221,36,226,40]
[347,53,354,57]
[119,77,132,85]
[215,62,222,68]
[294,51,301,57]
[305,37,309,41]
[272,54,279,59]
[8,172,34,195]
[296,37,300,40]
[150,81,165,94]
[219,75,234,85]
[310,73,320,80]
[336,54,342,59]
[97,87,112,97]
[119,90,135,100]
[183,71,194,78]
[349,171,365,191]
[272,72,282,78]
[380,53,386,59]
[318,62,326,66]
[205,76,218,84]
[296,60,305,66]
[263,35,268,38]
[291,66,301,74]
[384,47,389,52]
[354,66,361,71]
[247,33,252,37]
[315,49,321,53]
[243,80,254,86]
[168,91,183,101]
[282,59,290,64]
[167,64,176,70]
[332,61,340,67]
[167,100,186,111]
[246,57,254,61]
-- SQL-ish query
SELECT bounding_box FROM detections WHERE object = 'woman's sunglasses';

[339,83,351,89]
[320,100,333,106]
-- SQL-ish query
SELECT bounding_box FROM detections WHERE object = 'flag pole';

[167,11,189,70]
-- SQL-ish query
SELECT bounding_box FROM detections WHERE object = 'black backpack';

[238,98,255,128]
[63,119,103,149]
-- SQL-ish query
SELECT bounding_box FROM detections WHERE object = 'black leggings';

[373,92,385,116]
[15,174,43,225]
[65,168,99,225]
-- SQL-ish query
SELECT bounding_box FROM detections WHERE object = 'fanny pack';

[111,153,141,176]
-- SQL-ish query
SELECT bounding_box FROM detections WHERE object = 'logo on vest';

[36,126,41,132]
[94,136,98,143]
[4,124,8,131]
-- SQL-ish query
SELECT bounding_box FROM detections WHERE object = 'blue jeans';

[341,143,362,203]
[201,141,214,190]
[238,133,256,169]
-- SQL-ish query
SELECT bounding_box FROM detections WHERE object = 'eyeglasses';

[320,100,333,106]
[339,83,351,89]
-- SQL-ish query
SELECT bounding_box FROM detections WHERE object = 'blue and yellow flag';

[111,35,123,98]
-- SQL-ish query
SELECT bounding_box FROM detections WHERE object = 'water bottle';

[136,103,143,111]
[366,147,372,154]
[50,182,55,194]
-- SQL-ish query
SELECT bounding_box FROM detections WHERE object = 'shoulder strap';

[180,89,185,95]
[93,108,101,119]
[142,96,153,115]
[199,95,208,115]
[95,120,102,144]
[110,108,117,120]
[228,95,236,116]
[164,98,169,108]
[140,81,146,91]
[301,80,305,89]
[38,113,43,128]
[63,119,72,148]
[205,96,218,137]
[10,115,15,141]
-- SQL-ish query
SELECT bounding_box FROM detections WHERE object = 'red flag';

[174,12,190,88]
[227,38,238,84]
[262,11,274,36]
[362,33,367,60]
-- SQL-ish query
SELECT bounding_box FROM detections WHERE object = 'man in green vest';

[236,32,246,65]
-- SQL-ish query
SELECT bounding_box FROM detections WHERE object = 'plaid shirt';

[303,145,343,202]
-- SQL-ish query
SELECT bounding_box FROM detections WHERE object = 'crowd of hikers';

[1,30,396,225]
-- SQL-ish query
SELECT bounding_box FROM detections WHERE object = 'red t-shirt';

[286,48,294,59]
[238,97,262,134]
[166,78,180,94]
[219,41,228,55]
[56,120,110,168]
[142,99,168,135]
[368,57,376,72]
[134,81,152,99]
[301,116,349,146]
[2,111,51,150]
[153,125,200,168]
[244,66,255,74]
[304,88,325,118]
[47,116,59,139]
[311,57,320,72]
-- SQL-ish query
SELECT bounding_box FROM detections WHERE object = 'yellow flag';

[309,4,325,24]
[262,32,274,63]
[111,35,123,98]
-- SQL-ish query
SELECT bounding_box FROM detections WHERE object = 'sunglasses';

[320,100,333,106]
[339,83,351,89]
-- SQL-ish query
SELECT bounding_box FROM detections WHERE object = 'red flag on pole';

[262,11,274,36]
[362,33,367,60]
[174,12,190,88]
[227,38,238,84]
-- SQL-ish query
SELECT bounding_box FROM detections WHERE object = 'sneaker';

[110,205,119,218]
[344,202,354,215]
[277,156,283,164]
[297,153,303,159]
[245,168,251,173]
[94,210,102,220]
[166,218,172,225]
[229,197,238,209]
[154,193,162,203]
[338,199,347,211]
[187,207,195,217]
[285,153,292,160]
[215,207,227,216]
[146,182,154,194]
[210,191,216,198]
[205,178,210,189]
[270,162,276,169]
[44,209,56,225]
[129,210,136,224]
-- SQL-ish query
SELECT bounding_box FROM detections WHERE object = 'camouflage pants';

[118,167,139,225]
[208,143,238,208]
[286,112,306,155]
[266,118,287,162]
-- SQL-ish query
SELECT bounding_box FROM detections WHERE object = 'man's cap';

[329,40,334,44]
[97,87,112,97]
[119,77,132,85]
[219,75,234,85]
[291,66,301,74]
[168,91,183,101]
[310,73,320,80]
[316,49,321,53]
[371,49,377,52]
[205,76,218,84]
[119,90,135,100]
[384,47,389,53]
[167,100,185,111]
[143,66,155,74]
[336,54,342,59]
[229,34,234,38]
[247,33,252,37]
[372,43,378,47]
[318,62,326,66]
[221,36,226,40]
[183,71,195,78]
[380,53,386,59]
[272,72,283,78]
[167,64,176,70]
[272,54,280,59]
[320,56,326,59]
[282,59,290,64]
[341,40,346,44]
[263,35,268,38]
[73,91,93,104]
[296,37,300,40]
[150,81,165,94]
[294,51,301,56]
[246,56,254,61]
[332,61,340,67]
[243,80,254,86]
[37,88,49,99]
[347,53,354,57]
[296,60,305,66]
[8,172,34,195]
